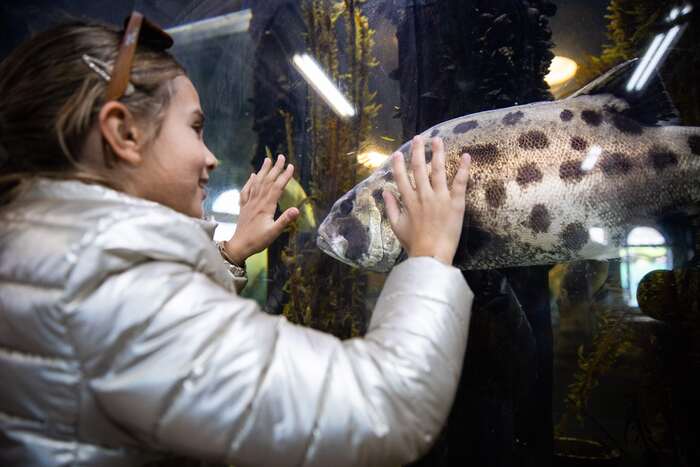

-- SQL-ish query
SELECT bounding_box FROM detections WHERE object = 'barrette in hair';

[81,54,135,97]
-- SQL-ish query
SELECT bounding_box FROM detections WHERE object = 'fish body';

[317,61,700,271]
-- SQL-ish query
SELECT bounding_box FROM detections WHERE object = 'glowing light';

[357,151,389,169]
[589,227,607,245]
[212,189,240,215]
[629,4,691,93]
[627,226,666,246]
[581,145,602,172]
[213,222,237,242]
[292,53,355,118]
[635,26,680,91]
[626,33,665,92]
[668,7,680,21]
[544,56,578,87]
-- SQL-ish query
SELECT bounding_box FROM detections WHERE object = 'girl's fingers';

[410,135,430,197]
[248,173,259,199]
[451,154,471,202]
[266,154,286,183]
[272,164,294,192]
[391,151,415,205]
[240,174,253,205]
[271,207,300,236]
[430,137,448,193]
[382,189,402,233]
[256,157,273,181]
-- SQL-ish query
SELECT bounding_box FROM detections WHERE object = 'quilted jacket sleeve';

[64,214,473,467]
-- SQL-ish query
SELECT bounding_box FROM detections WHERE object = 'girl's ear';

[99,102,145,166]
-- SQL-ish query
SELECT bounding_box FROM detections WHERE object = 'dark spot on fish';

[338,191,356,216]
[485,180,507,209]
[461,143,500,164]
[337,216,369,261]
[518,130,549,150]
[383,171,394,182]
[371,189,386,216]
[516,163,543,187]
[648,147,679,172]
[529,204,551,234]
[601,152,634,176]
[689,135,700,155]
[430,128,440,137]
[611,113,643,135]
[581,110,602,126]
[562,222,589,251]
[453,120,479,134]
[559,160,585,183]
[502,111,524,125]
[570,136,588,151]
[560,109,574,122]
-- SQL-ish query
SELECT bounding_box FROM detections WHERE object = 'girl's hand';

[382,135,471,266]
[222,155,299,265]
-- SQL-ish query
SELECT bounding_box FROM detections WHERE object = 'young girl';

[0,14,473,467]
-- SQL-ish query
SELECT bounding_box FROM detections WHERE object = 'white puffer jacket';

[0,178,473,467]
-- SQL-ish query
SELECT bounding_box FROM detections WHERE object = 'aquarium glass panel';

[2,0,699,464]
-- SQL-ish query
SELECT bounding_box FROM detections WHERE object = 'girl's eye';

[192,124,204,136]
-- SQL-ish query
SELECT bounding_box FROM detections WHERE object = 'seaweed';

[281,0,380,338]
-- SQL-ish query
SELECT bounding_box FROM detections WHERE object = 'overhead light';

[581,145,602,172]
[628,4,690,92]
[357,150,389,169]
[212,189,240,215]
[626,33,665,91]
[668,7,681,21]
[292,53,355,118]
[166,9,252,44]
[669,3,693,20]
[634,25,682,91]
[545,56,578,87]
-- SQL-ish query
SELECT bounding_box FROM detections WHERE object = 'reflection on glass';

[357,150,389,169]
[620,226,672,306]
[165,9,252,43]
[212,189,240,215]
[292,53,356,118]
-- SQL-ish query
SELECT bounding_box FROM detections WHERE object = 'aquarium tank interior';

[1,0,699,465]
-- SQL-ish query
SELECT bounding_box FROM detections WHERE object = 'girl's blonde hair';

[0,20,185,206]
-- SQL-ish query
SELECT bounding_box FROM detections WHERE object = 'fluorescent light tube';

[292,53,356,118]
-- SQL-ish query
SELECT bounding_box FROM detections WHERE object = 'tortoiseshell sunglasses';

[82,11,174,101]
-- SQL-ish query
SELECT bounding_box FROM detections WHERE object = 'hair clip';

[81,54,135,97]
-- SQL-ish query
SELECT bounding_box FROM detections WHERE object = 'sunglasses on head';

[82,11,174,101]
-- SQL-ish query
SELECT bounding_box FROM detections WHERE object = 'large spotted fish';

[316,60,700,271]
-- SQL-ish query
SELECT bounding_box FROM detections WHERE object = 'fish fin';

[567,58,679,126]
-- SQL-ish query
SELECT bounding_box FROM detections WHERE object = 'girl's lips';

[198,179,208,199]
